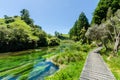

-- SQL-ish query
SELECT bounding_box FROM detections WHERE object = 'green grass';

[46,41,91,80]
[103,55,120,80]
[46,61,85,80]
[101,48,120,80]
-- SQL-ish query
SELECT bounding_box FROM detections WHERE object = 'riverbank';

[0,40,95,80]
[100,47,120,80]
[46,41,94,80]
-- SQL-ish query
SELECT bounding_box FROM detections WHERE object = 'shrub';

[48,37,60,46]
[5,18,15,24]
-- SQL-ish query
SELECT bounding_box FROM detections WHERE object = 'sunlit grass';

[101,48,120,80]
[46,61,85,80]
[46,41,91,80]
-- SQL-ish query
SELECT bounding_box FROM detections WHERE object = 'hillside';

[0,17,39,40]
[0,15,48,52]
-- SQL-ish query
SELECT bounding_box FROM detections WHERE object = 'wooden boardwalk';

[80,47,116,80]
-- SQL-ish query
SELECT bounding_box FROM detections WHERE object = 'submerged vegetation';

[0,45,59,79]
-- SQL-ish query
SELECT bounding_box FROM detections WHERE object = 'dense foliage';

[20,9,34,25]
[69,12,89,42]
[0,9,59,52]
[86,9,120,55]
[92,0,120,24]
[48,37,60,46]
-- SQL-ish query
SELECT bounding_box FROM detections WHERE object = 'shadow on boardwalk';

[80,47,116,80]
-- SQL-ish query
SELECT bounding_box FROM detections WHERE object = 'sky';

[0,0,99,34]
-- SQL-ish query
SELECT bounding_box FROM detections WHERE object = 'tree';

[20,9,33,25]
[111,0,120,14]
[86,9,120,55]
[69,12,89,42]
[4,15,15,24]
[106,7,113,20]
[91,0,120,24]
[108,10,120,54]
[54,31,64,39]
[77,12,89,30]
[48,37,60,46]
[55,31,60,37]
[4,15,9,19]
[85,24,109,49]
[69,21,78,40]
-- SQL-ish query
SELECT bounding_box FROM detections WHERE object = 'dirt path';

[80,47,116,80]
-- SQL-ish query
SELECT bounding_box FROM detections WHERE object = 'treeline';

[69,0,120,55]
[0,9,60,53]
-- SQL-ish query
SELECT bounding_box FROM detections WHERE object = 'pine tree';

[69,12,89,41]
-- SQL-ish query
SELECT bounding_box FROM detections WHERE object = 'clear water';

[28,61,58,80]
[0,60,59,80]
[0,45,69,80]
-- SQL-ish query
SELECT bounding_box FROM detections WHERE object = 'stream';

[0,60,59,80]
[0,44,68,80]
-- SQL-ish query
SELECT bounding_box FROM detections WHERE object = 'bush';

[5,18,15,24]
[53,50,84,65]
[48,37,60,46]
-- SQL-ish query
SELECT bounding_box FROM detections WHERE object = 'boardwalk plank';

[80,47,116,80]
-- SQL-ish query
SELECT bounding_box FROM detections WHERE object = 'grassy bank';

[46,41,93,80]
[101,48,120,80]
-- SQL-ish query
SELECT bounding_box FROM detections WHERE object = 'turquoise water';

[0,44,70,80]
[28,61,58,80]
[0,60,59,80]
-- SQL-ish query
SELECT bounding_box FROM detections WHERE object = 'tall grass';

[46,41,91,80]
[101,48,120,80]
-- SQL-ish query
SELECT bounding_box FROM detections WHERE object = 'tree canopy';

[20,9,34,25]
[69,12,89,42]
[91,0,120,24]
[86,9,120,55]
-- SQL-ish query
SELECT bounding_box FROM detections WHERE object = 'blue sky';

[0,0,99,34]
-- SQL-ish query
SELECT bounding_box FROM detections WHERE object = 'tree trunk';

[114,33,120,55]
